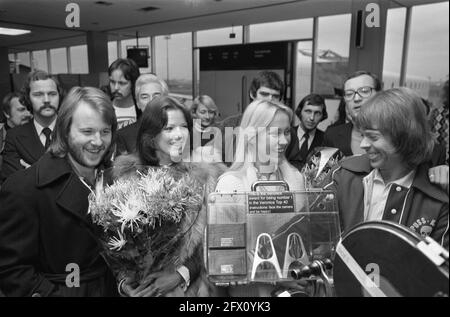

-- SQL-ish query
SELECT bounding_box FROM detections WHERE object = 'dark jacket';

[285,126,325,171]
[323,122,353,156]
[0,121,45,181]
[116,121,138,155]
[325,155,449,249]
[0,153,118,297]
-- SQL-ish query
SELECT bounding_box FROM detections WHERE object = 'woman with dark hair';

[114,96,226,297]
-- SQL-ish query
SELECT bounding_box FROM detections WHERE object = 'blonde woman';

[191,95,222,163]
[215,99,306,297]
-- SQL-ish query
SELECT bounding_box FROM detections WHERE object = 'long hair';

[355,87,433,169]
[228,99,293,172]
[49,87,117,166]
[136,96,193,166]
[20,70,64,110]
[108,58,141,117]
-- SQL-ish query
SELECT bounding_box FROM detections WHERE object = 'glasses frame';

[343,86,375,101]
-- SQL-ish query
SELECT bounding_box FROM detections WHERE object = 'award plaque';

[205,182,341,285]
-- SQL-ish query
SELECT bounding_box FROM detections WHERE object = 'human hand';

[429,165,449,193]
[136,271,184,297]
[120,276,149,297]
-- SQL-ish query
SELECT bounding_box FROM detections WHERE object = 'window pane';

[70,45,89,74]
[250,18,313,43]
[120,37,151,73]
[295,41,313,107]
[155,33,193,101]
[406,2,449,102]
[32,50,48,72]
[382,8,406,89]
[9,53,15,73]
[196,26,243,47]
[108,41,118,66]
[50,47,68,74]
[120,39,138,59]
[17,52,30,67]
[314,14,351,96]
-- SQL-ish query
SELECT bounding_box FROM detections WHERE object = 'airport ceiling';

[0,0,445,53]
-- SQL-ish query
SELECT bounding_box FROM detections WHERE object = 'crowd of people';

[0,58,448,297]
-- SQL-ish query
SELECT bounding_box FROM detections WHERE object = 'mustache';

[39,104,57,111]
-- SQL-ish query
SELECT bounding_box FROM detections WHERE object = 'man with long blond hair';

[0,87,119,296]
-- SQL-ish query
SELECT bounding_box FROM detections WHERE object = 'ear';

[249,92,255,101]
[3,111,10,119]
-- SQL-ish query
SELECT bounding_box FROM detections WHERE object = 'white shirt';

[362,168,415,221]
[296,126,316,150]
[114,105,137,129]
[33,118,56,147]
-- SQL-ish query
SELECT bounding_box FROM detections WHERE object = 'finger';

[428,171,435,182]
[136,285,158,297]
[142,273,158,285]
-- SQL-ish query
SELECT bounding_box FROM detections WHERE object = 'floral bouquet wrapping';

[88,166,204,283]
[302,147,345,189]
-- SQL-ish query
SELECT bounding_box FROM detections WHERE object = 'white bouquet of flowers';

[88,166,204,283]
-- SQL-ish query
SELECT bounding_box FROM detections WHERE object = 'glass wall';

[196,26,243,47]
[117,37,152,73]
[50,48,68,74]
[31,50,48,72]
[108,41,118,66]
[249,18,313,42]
[314,14,351,96]
[155,33,193,99]
[382,8,406,89]
[70,45,88,74]
[295,41,313,108]
[17,52,31,68]
[406,2,449,103]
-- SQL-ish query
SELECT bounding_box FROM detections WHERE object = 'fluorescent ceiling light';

[0,27,31,36]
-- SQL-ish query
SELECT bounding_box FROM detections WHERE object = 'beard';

[67,139,108,170]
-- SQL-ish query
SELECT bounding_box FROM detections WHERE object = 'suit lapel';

[310,130,324,151]
[338,123,353,155]
[56,173,96,230]
[290,126,301,158]
[37,154,94,230]
[17,122,45,163]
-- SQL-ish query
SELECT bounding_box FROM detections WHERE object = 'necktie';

[42,127,52,150]
[299,132,310,160]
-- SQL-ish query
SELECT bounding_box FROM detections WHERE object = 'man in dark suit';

[0,87,118,297]
[286,94,328,171]
[323,71,382,156]
[115,74,169,155]
[1,70,63,181]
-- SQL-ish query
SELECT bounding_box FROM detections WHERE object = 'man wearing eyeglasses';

[323,71,382,156]
[324,70,449,192]
[115,74,169,155]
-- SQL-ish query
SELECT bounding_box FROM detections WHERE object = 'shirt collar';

[297,125,316,140]
[33,118,56,135]
[365,168,415,188]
